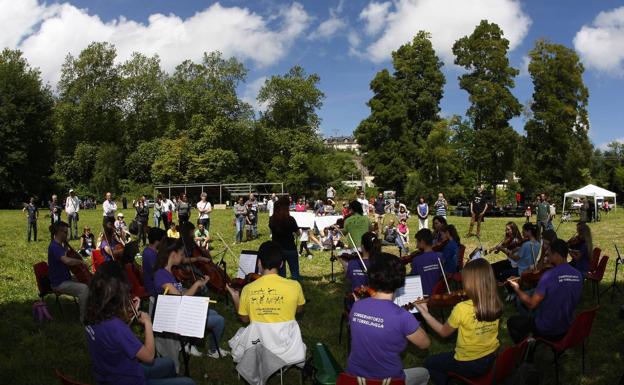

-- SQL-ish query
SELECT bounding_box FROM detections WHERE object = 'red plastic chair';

[536,307,599,385]
[33,262,78,317]
[125,263,150,299]
[457,244,466,271]
[336,373,405,385]
[588,247,601,272]
[586,256,609,303]
[55,369,91,385]
[91,249,105,273]
[448,340,528,385]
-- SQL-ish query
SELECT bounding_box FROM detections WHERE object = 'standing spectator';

[49,194,62,225]
[373,192,386,231]
[122,196,128,210]
[326,185,336,201]
[245,194,259,239]
[267,193,276,218]
[65,189,80,240]
[153,194,163,229]
[417,197,429,230]
[135,197,149,246]
[162,196,173,229]
[233,197,246,244]
[467,187,488,238]
[343,201,371,251]
[196,192,212,231]
[396,204,409,223]
[357,190,370,217]
[176,193,191,226]
[23,197,39,242]
[313,199,324,215]
[536,193,551,236]
[245,202,256,241]
[269,196,301,280]
[102,192,117,225]
[434,193,448,219]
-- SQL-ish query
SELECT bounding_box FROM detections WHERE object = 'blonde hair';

[462,259,502,322]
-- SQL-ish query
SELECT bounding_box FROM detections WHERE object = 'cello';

[65,242,93,285]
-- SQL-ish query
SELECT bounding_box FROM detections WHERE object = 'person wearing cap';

[65,189,81,240]
[114,213,131,243]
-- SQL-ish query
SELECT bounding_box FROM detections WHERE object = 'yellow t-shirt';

[239,274,305,323]
[167,229,180,238]
[448,300,499,361]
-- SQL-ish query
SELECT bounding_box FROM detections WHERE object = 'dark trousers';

[67,212,78,239]
[507,314,565,344]
[162,213,170,230]
[425,351,495,385]
[137,221,147,245]
[27,221,37,242]
[299,241,310,255]
[279,249,300,280]
[178,214,189,226]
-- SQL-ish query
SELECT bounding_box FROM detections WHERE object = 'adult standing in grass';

[467,187,488,237]
[343,200,370,251]
[536,193,551,236]
[196,192,212,232]
[134,197,149,247]
[269,196,301,280]
[153,194,163,229]
[176,193,191,226]
[233,197,246,244]
[102,192,117,225]
[246,194,259,239]
[417,197,429,230]
[49,194,62,225]
[65,189,80,240]
[373,192,386,231]
[48,221,89,322]
[434,192,448,219]
[23,197,38,242]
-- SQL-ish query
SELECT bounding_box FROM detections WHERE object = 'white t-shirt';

[162,199,173,213]
[357,198,370,214]
[326,187,335,198]
[65,196,80,215]
[267,199,275,217]
[103,200,117,217]
[197,200,212,219]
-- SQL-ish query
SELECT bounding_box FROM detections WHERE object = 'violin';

[567,235,583,248]
[334,252,359,262]
[344,286,377,310]
[432,239,449,252]
[400,250,423,265]
[65,242,93,285]
[401,290,469,311]
[229,273,261,291]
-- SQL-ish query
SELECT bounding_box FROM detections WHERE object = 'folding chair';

[33,262,78,318]
[536,307,599,385]
[586,256,609,303]
[336,373,405,385]
[91,249,105,273]
[125,263,150,300]
[54,369,91,385]
[312,342,343,385]
[588,247,602,272]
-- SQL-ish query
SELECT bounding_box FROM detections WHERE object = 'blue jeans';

[27,220,37,242]
[279,249,300,280]
[425,351,495,385]
[206,309,225,352]
[154,216,161,229]
[235,216,245,242]
[142,357,195,385]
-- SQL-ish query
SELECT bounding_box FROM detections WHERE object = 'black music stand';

[601,244,623,302]
[329,243,337,283]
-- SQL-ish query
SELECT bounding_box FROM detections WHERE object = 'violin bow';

[346,232,368,273]
[217,232,238,263]
[437,258,451,294]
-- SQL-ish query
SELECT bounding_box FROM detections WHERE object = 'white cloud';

[1,1,311,86]
[574,6,624,76]
[519,55,530,77]
[598,137,624,151]
[309,1,346,40]
[357,0,531,64]
[241,76,268,112]
[359,2,391,36]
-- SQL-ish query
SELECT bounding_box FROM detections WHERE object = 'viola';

[229,273,261,291]
[65,243,93,285]
[400,250,423,265]
[335,252,359,262]
[432,239,449,252]
[190,245,231,295]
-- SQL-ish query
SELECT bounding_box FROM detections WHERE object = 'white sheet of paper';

[237,251,258,279]
[176,296,209,338]
[394,275,425,313]
[152,295,181,333]
[290,212,316,228]
[314,215,342,231]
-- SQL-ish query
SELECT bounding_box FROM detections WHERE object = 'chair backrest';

[592,256,609,281]
[55,369,91,385]
[33,262,52,297]
[589,247,602,272]
[557,307,599,351]
[91,249,104,273]
[457,244,466,270]
[336,373,405,385]
[312,342,343,385]
[493,340,529,383]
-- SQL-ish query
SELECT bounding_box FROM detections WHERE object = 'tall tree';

[522,39,592,196]
[453,20,521,190]
[356,31,445,193]
[0,49,55,205]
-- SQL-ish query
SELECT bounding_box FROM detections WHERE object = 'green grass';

[1,208,623,384]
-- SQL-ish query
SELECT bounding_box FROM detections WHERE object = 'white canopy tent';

[562,184,617,219]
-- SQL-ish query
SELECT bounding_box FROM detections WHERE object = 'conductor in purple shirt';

[506,239,583,343]
[410,229,443,296]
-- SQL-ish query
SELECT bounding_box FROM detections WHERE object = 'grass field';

[0,208,623,385]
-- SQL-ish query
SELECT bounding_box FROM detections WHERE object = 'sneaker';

[206,348,230,359]
[184,345,203,357]
[307,254,313,260]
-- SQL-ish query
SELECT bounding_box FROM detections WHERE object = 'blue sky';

[2,0,623,147]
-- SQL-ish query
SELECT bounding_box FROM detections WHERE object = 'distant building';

[323,136,360,153]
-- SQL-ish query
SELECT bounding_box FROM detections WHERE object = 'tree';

[522,39,592,196]
[356,32,445,193]
[90,143,124,195]
[453,20,521,190]
[0,49,55,205]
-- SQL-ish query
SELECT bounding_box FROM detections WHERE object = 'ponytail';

[361,231,382,259]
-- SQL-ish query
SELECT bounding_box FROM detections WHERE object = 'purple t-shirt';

[141,246,158,296]
[48,241,71,287]
[85,317,144,385]
[100,240,115,262]
[154,268,184,294]
[347,298,419,379]
[410,251,442,295]
[346,259,371,291]
[534,263,583,336]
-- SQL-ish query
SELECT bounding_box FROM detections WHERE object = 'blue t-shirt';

[48,240,71,287]
[154,268,184,294]
[85,317,144,385]
[410,251,442,295]
[442,240,459,274]
[141,246,158,296]
[347,298,420,379]
[346,259,371,291]
[534,263,583,336]
[516,240,540,274]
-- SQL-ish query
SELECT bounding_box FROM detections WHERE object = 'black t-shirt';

[269,215,299,251]
[472,193,486,214]
[374,198,386,215]
[81,234,94,249]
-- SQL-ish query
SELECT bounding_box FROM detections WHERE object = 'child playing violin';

[415,259,502,385]
[84,261,195,385]
[341,232,380,291]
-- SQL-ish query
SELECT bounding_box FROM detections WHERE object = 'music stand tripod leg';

[601,255,624,303]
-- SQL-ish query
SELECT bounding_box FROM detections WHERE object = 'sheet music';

[176,296,209,338]
[314,215,342,231]
[290,212,316,228]
[237,251,258,279]
[152,295,180,333]
[394,275,424,313]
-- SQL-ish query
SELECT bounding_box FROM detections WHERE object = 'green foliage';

[0,49,55,205]
[90,143,124,195]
